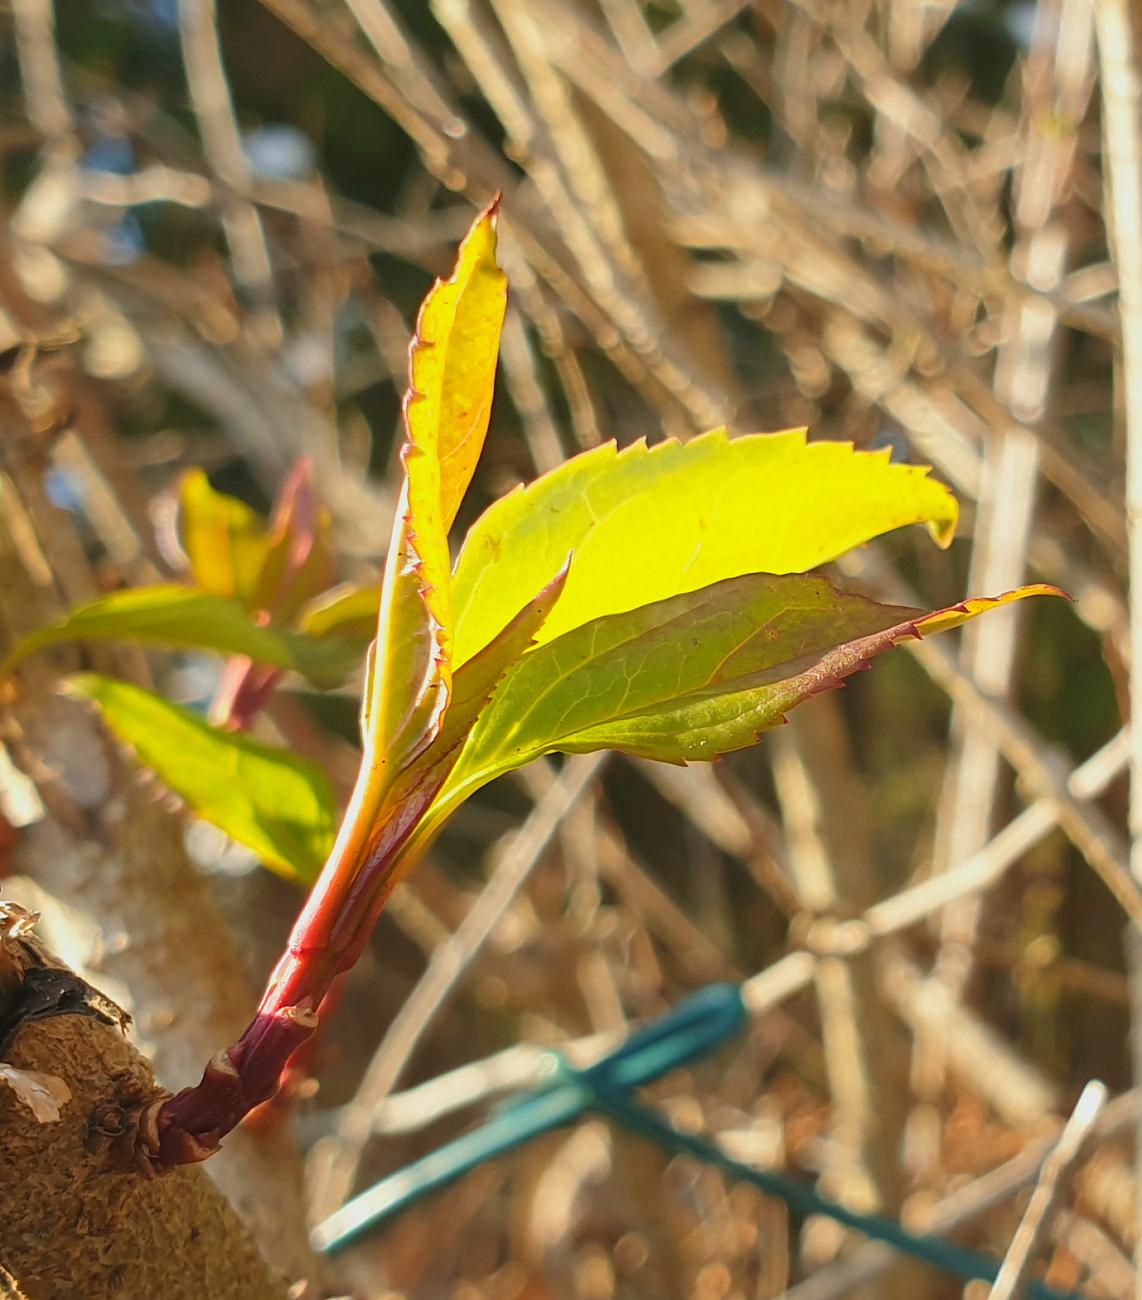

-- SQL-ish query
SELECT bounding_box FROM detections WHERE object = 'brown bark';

[0,912,289,1300]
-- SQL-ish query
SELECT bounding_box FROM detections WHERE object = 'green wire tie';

[313,983,1081,1300]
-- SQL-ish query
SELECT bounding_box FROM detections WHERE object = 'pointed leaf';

[398,196,507,676]
[66,674,337,883]
[178,470,270,608]
[408,197,508,545]
[450,429,960,665]
[298,584,381,640]
[430,578,1063,817]
[364,200,507,782]
[2,586,358,687]
[556,586,1065,764]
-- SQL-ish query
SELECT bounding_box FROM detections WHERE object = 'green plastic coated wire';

[312,983,747,1252]
[313,983,1081,1300]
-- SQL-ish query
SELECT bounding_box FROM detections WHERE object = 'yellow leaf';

[178,469,269,606]
[451,428,960,666]
[402,197,507,673]
[363,200,508,792]
[913,584,1067,636]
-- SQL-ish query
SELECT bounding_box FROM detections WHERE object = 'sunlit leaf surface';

[451,429,959,665]
[431,579,1061,818]
[68,674,337,882]
[363,201,507,784]
[298,584,381,640]
[178,469,270,607]
[3,587,357,687]
[390,564,569,862]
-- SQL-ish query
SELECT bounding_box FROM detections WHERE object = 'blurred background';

[0,0,1139,1297]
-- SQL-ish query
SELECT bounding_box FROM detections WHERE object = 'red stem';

[210,656,283,731]
[145,769,437,1166]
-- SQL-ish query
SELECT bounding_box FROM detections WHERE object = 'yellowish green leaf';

[363,484,447,782]
[298,584,381,640]
[408,198,509,542]
[178,470,270,607]
[1,586,357,687]
[400,198,507,667]
[379,564,569,872]
[67,674,337,882]
[912,589,1059,636]
[428,578,1062,821]
[450,429,960,665]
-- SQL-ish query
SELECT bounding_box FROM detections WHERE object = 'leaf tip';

[460,195,504,266]
[60,672,94,700]
[925,487,959,549]
[914,582,1067,637]
[928,511,957,548]
[553,549,574,584]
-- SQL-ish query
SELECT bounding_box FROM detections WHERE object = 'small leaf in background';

[298,584,381,640]
[1,586,358,688]
[450,428,960,665]
[364,200,507,784]
[209,658,284,731]
[253,459,335,621]
[431,578,1063,818]
[178,469,271,607]
[67,674,337,883]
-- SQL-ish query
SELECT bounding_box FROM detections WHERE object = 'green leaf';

[450,429,960,665]
[364,201,507,784]
[364,485,448,778]
[430,577,1062,819]
[394,565,568,800]
[294,565,566,939]
[442,564,569,751]
[178,470,271,607]
[378,564,570,871]
[2,586,358,688]
[298,584,381,640]
[66,674,337,883]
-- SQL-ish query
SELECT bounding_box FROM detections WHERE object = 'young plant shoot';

[5,200,1062,1166]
